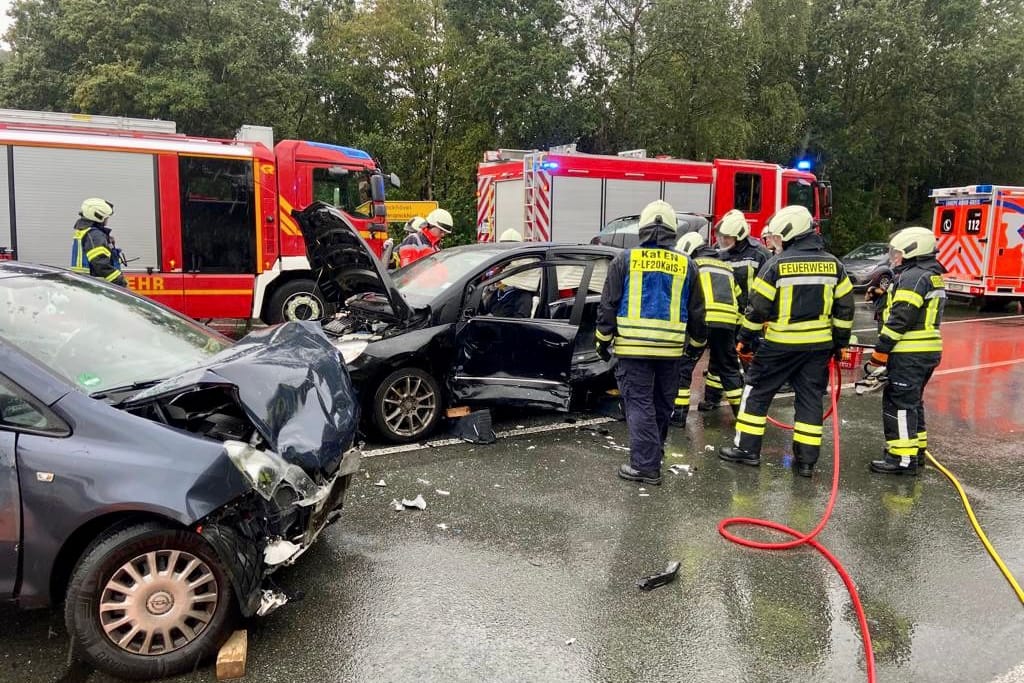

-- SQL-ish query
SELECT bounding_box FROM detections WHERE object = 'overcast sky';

[0,1,10,47]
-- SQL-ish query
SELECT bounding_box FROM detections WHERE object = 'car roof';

[0,260,68,278]
[445,242,619,257]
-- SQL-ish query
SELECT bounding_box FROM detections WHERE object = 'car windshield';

[844,243,889,260]
[600,216,639,235]
[0,272,228,394]
[391,247,505,307]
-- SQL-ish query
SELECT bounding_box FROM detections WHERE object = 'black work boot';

[719,446,761,467]
[671,408,688,426]
[870,452,918,476]
[795,462,814,478]
[618,463,662,485]
[917,449,929,469]
[697,400,718,412]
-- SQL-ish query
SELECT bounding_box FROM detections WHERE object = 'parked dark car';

[0,263,360,680]
[842,241,894,290]
[590,212,711,249]
[295,203,618,443]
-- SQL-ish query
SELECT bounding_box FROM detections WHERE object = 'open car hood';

[293,202,413,323]
[126,323,359,478]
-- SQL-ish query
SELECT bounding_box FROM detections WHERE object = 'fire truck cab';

[931,185,1024,306]
[476,149,831,243]
[0,109,395,323]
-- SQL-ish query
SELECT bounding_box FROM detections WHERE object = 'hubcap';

[382,375,437,437]
[99,550,219,656]
[283,292,324,321]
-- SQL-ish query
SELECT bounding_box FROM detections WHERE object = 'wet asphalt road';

[2,303,1023,682]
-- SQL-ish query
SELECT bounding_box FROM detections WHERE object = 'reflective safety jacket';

[719,237,771,312]
[70,219,126,286]
[597,244,707,358]
[691,245,741,328]
[875,256,945,355]
[397,229,441,267]
[738,232,854,350]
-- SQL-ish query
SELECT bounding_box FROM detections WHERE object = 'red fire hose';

[718,361,876,682]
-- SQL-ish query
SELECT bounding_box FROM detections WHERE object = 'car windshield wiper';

[89,379,165,403]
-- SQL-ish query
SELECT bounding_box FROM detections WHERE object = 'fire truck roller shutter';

[494,179,525,237]
[604,180,660,235]
[663,181,713,215]
[0,146,10,254]
[12,146,159,271]
[550,177,601,244]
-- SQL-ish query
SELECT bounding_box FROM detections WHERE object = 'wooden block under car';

[216,629,248,680]
[446,406,472,418]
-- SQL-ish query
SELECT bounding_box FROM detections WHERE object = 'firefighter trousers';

[734,345,831,465]
[684,326,743,411]
[883,352,940,464]
[615,357,681,474]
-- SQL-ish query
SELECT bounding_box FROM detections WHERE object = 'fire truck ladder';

[522,151,543,241]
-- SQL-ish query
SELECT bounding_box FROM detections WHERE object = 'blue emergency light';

[796,159,812,171]
[540,161,559,171]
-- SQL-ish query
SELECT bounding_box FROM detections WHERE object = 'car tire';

[876,272,893,291]
[65,522,236,681]
[266,279,328,323]
[372,367,443,443]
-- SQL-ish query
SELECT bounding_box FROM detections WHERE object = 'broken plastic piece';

[374,479,387,487]
[527,445,536,450]
[436,489,450,496]
[639,493,650,497]
[256,589,289,616]
[402,494,427,510]
[390,499,404,511]
[565,638,576,646]
[669,464,693,476]
[637,561,681,591]
[416,478,431,485]
[704,445,715,452]
[436,523,449,530]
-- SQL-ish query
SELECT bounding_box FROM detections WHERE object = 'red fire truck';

[931,184,1024,306]
[476,149,831,243]
[0,109,397,322]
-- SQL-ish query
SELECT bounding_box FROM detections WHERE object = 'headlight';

[224,440,321,503]
[335,339,368,364]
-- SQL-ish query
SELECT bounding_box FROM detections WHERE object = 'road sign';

[385,200,439,223]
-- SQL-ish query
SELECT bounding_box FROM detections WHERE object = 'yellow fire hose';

[925,450,1024,605]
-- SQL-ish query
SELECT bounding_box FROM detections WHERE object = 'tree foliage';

[3,0,1024,253]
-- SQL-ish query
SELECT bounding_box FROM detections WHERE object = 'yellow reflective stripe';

[880,325,904,341]
[924,297,941,329]
[893,289,924,307]
[103,269,123,282]
[764,328,833,344]
[71,266,90,273]
[901,329,941,340]
[778,285,793,325]
[616,317,687,332]
[752,277,776,299]
[832,317,854,330]
[823,280,834,318]
[834,276,853,298]
[736,422,766,436]
[793,432,823,446]
[628,270,642,320]
[613,344,685,358]
[794,421,823,435]
[740,316,762,332]
[737,412,767,425]
[86,246,111,260]
[595,330,613,342]
[892,339,942,353]
[669,270,685,324]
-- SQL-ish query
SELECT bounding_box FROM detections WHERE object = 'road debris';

[436,523,449,530]
[436,489,451,496]
[416,478,431,485]
[704,445,715,452]
[637,561,681,591]
[401,494,427,510]
[669,464,694,476]
[374,479,387,487]
[565,638,576,646]
[390,499,404,511]
[639,493,650,497]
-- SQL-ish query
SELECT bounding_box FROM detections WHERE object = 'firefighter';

[70,197,126,286]
[867,227,945,475]
[596,200,707,485]
[404,216,426,235]
[703,209,771,411]
[397,208,452,267]
[498,228,523,242]
[719,205,855,478]
[672,231,743,424]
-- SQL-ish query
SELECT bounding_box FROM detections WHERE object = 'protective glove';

[735,341,754,365]
[684,343,704,360]
[831,342,847,362]
[596,339,612,362]
[867,350,889,368]
[865,286,885,302]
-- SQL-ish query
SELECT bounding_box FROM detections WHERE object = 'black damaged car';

[0,262,360,679]
[295,203,619,443]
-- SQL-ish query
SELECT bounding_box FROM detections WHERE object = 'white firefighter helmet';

[498,228,523,242]
[675,231,705,256]
[638,200,677,231]
[765,205,813,242]
[426,208,454,233]
[404,216,426,234]
[889,226,936,259]
[80,197,114,223]
[714,209,750,242]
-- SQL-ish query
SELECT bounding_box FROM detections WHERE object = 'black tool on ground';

[636,561,681,591]
[449,409,496,444]
[855,365,888,395]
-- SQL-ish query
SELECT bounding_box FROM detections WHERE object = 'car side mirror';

[370,174,386,202]
[390,173,401,188]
